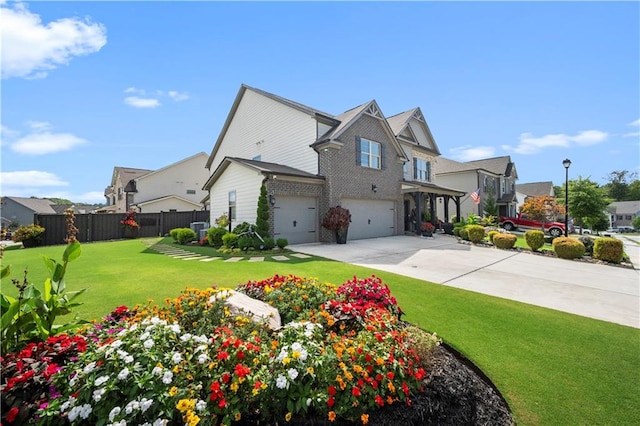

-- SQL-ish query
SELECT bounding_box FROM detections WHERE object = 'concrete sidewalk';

[289,235,640,329]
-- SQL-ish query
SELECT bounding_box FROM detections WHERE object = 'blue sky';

[1,0,639,204]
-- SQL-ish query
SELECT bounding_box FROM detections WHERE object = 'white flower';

[79,404,93,419]
[140,397,154,413]
[111,339,123,348]
[193,334,208,343]
[153,419,169,426]
[197,353,208,364]
[276,374,287,389]
[109,406,121,421]
[299,348,308,361]
[95,375,110,387]
[68,406,80,422]
[117,328,127,337]
[117,367,130,380]
[83,362,96,374]
[61,397,75,412]
[168,323,181,333]
[180,333,192,342]
[125,400,139,414]
[151,366,163,376]
[287,368,299,381]
[171,352,183,364]
[140,331,150,341]
[162,371,173,384]
[93,388,106,402]
[307,398,312,407]
[194,344,208,353]
[196,399,207,412]
[143,339,154,349]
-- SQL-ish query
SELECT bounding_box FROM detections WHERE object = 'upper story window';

[252,155,261,161]
[360,138,381,169]
[229,191,236,220]
[413,158,431,182]
[186,189,196,195]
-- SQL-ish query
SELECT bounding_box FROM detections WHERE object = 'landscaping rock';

[216,290,281,330]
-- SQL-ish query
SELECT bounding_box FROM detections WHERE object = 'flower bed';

[2,275,442,426]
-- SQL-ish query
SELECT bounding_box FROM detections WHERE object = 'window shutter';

[355,136,361,165]
[380,144,386,170]
[413,158,417,180]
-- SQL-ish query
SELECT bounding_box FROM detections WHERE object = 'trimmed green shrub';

[525,230,545,252]
[263,237,275,250]
[207,227,227,248]
[232,222,252,235]
[459,226,470,241]
[487,230,499,244]
[466,225,485,243]
[237,235,254,251]
[593,237,624,263]
[176,228,197,245]
[493,233,517,249]
[577,236,595,256]
[222,232,238,248]
[276,238,288,249]
[169,228,180,241]
[552,237,585,260]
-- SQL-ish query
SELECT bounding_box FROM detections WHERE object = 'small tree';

[567,177,610,233]
[256,184,270,238]
[632,215,640,230]
[521,195,565,232]
[482,186,499,217]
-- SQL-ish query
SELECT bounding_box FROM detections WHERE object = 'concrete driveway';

[289,234,640,329]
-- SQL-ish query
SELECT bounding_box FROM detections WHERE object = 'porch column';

[415,192,423,236]
[455,196,461,222]
[443,195,450,222]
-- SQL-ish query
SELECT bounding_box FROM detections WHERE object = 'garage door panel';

[342,199,395,240]
[273,196,317,244]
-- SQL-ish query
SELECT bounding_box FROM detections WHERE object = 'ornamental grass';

[2,275,435,426]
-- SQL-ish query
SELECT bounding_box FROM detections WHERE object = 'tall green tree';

[567,177,610,233]
[255,184,270,238]
[627,180,640,200]
[604,170,636,201]
[482,186,499,217]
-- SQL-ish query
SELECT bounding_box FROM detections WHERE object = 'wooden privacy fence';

[34,210,210,246]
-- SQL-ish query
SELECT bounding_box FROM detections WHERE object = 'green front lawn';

[2,238,639,425]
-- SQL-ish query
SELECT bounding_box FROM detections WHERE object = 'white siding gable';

[209,162,264,229]
[133,154,208,211]
[408,120,435,150]
[211,89,319,174]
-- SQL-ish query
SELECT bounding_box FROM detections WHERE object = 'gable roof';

[111,167,152,186]
[203,157,324,191]
[1,196,57,214]
[608,200,640,214]
[131,195,202,209]
[136,152,207,182]
[516,181,554,197]
[206,84,338,169]
[387,108,441,156]
[436,155,516,178]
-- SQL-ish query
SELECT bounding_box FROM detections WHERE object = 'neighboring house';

[203,84,465,244]
[99,153,209,214]
[607,200,640,228]
[0,196,57,226]
[515,181,555,212]
[435,156,519,220]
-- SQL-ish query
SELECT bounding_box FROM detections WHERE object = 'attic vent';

[365,104,383,119]
[412,110,425,122]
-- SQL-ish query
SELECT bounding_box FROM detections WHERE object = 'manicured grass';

[2,238,639,425]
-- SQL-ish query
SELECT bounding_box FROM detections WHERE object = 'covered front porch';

[401,181,466,235]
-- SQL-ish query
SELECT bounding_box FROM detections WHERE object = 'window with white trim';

[360,138,381,169]
[413,158,431,182]
[229,191,236,220]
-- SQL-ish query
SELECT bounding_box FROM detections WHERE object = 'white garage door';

[341,199,395,240]
[273,196,318,244]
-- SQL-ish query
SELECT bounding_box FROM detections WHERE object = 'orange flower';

[361,414,369,424]
[328,411,337,422]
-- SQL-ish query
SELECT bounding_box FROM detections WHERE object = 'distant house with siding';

[515,181,555,212]
[0,196,57,226]
[607,200,640,228]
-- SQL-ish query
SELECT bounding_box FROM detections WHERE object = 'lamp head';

[562,158,571,169]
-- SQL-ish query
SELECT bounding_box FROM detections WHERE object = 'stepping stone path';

[145,243,308,263]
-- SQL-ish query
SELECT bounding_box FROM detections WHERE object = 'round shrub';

[276,238,288,249]
[593,237,624,263]
[577,235,595,256]
[466,225,485,243]
[207,226,227,248]
[169,228,180,241]
[493,233,517,249]
[459,226,470,241]
[552,237,585,260]
[232,221,252,235]
[176,228,196,244]
[263,237,275,250]
[524,230,545,252]
[237,235,253,251]
[222,232,238,248]
[487,230,499,244]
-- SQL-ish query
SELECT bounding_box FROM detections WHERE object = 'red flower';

[217,351,229,361]
[234,363,250,378]
[327,397,335,407]
[218,399,227,408]
[375,395,385,407]
[221,373,231,384]
[328,385,336,396]
[351,387,361,397]
[6,407,19,422]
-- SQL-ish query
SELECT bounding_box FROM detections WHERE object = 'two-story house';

[515,181,555,212]
[203,85,465,243]
[99,153,209,214]
[436,156,518,220]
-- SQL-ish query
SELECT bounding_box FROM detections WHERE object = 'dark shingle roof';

[516,182,554,197]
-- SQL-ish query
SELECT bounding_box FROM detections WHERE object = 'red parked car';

[499,213,573,237]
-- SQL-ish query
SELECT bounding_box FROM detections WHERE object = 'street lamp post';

[562,158,571,237]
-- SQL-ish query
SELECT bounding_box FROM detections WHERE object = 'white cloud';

[124,96,161,108]
[502,130,608,154]
[26,120,52,131]
[168,91,189,101]
[0,124,20,140]
[627,119,640,127]
[449,145,496,162]
[12,130,87,155]
[622,131,640,138]
[1,170,68,187]
[0,2,107,79]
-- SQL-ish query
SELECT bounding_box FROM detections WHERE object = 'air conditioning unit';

[190,222,208,234]
[199,229,209,240]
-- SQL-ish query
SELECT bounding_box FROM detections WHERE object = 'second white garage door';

[273,196,318,244]
[341,199,395,240]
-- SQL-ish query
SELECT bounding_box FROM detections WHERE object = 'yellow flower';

[292,350,300,359]
[283,357,291,365]
[230,382,239,393]
[169,386,178,396]
[285,412,292,422]
[361,414,369,425]
[235,412,242,421]
[306,367,314,375]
